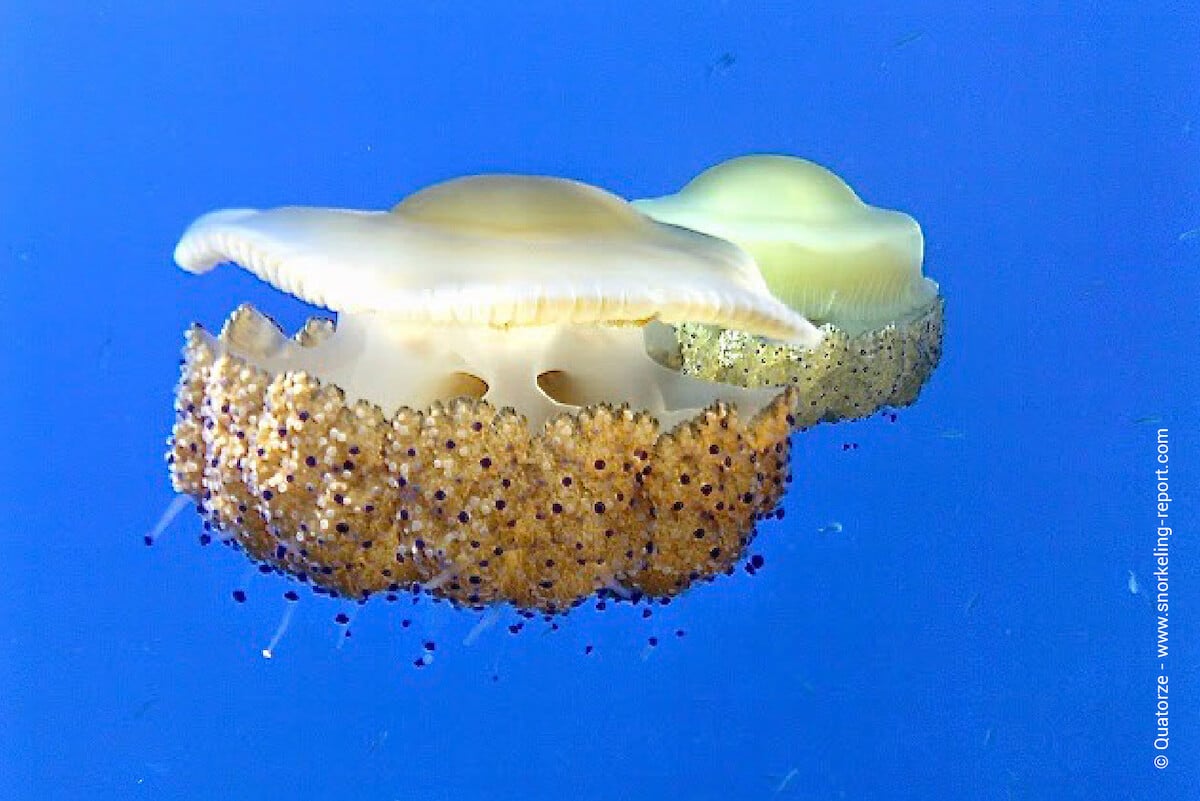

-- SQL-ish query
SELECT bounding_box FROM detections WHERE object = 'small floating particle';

[707,51,737,79]
[891,30,926,49]
[775,767,799,794]
[963,591,981,616]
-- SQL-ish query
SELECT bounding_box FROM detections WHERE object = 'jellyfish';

[166,174,820,613]
[633,155,944,428]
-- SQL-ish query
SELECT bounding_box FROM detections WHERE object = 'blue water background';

[2,3,1197,799]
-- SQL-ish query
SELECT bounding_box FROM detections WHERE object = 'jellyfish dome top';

[167,173,820,613]
[634,155,944,428]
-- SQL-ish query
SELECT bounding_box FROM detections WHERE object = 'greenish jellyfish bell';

[634,154,945,427]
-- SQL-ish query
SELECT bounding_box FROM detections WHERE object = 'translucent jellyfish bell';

[634,155,944,427]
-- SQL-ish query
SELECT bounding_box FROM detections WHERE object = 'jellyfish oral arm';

[218,306,781,430]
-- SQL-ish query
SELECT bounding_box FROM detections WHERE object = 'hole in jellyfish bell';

[535,370,604,407]
[642,320,682,369]
[435,372,489,400]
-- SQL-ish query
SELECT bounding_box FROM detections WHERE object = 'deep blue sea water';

[2,3,1197,799]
